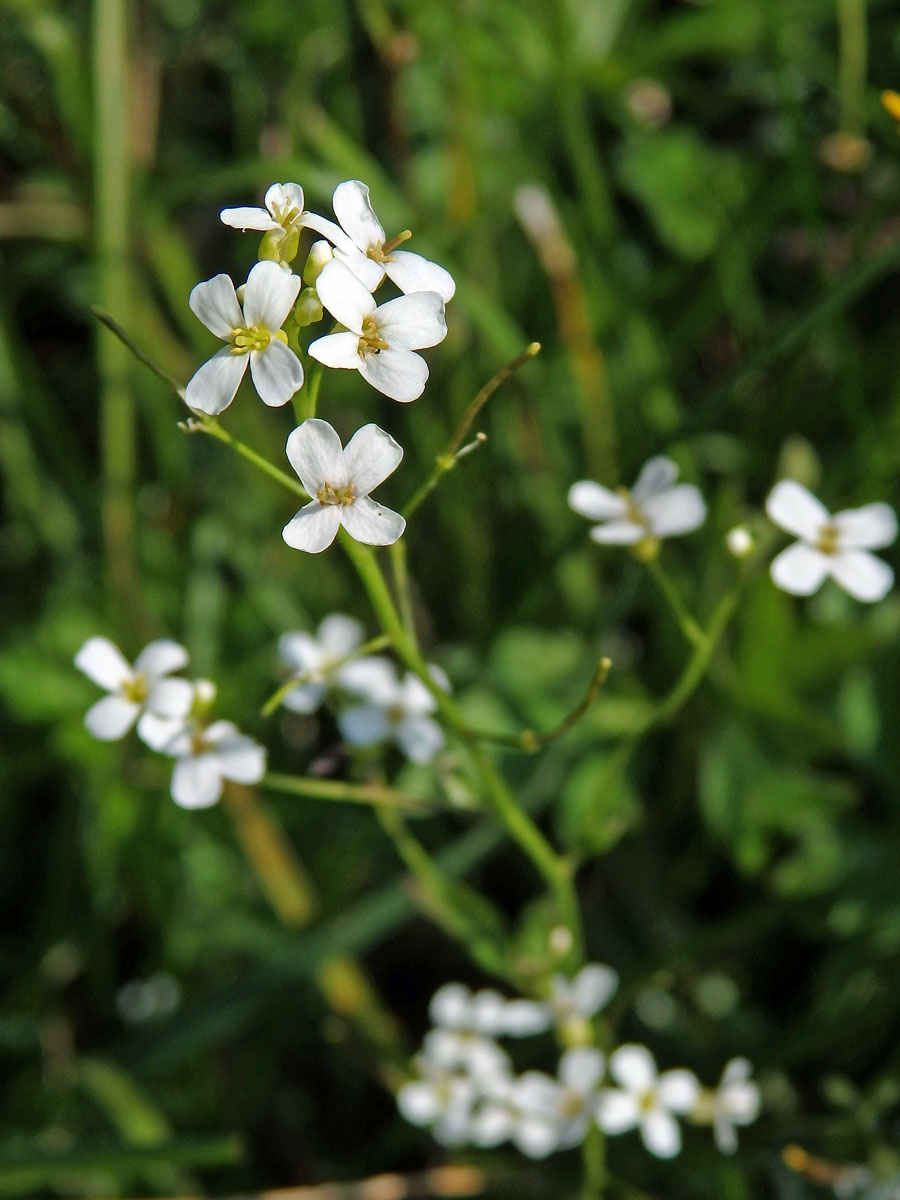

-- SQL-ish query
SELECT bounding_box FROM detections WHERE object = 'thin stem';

[338,532,584,963]
[580,1126,608,1200]
[388,538,419,645]
[185,417,309,499]
[403,343,540,518]
[293,360,324,424]
[262,772,432,813]
[837,0,867,137]
[93,0,137,609]
[643,557,705,648]
[473,657,612,752]
[93,308,186,398]
[261,633,392,717]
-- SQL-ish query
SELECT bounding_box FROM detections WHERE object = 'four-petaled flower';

[766,480,897,602]
[710,1058,761,1154]
[282,418,406,553]
[338,660,447,763]
[597,1044,700,1159]
[569,457,706,554]
[308,260,447,402]
[277,613,366,714]
[305,179,456,301]
[185,260,304,415]
[220,182,309,240]
[507,1048,607,1159]
[75,637,193,741]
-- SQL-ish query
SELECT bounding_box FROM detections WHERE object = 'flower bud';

[726,526,753,558]
[303,239,333,286]
[294,287,324,327]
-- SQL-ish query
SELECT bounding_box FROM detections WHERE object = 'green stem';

[581,1125,608,1200]
[294,361,324,424]
[262,772,431,813]
[388,538,419,645]
[643,556,705,648]
[339,532,584,962]
[837,0,867,136]
[187,417,308,499]
[93,0,136,611]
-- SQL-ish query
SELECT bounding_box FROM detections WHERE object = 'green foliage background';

[3,0,900,1196]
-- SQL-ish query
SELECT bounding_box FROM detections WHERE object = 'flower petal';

[829,549,894,602]
[395,714,444,763]
[282,501,342,554]
[242,260,302,330]
[184,347,248,416]
[766,480,830,541]
[397,1081,441,1127]
[337,656,398,702]
[189,273,243,338]
[285,419,347,494]
[332,179,386,251]
[204,723,267,784]
[568,481,628,522]
[249,340,304,407]
[315,259,375,332]
[375,292,447,350]
[278,631,319,674]
[385,250,456,302]
[338,703,391,746]
[265,181,304,217]
[318,613,364,657]
[713,1115,739,1155]
[833,503,899,550]
[429,982,471,1028]
[281,682,326,714]
[219,205,280,232]
[334,246,386,292]
[342,423,404,494]
[171,755,223,809]
[136,712,190,754]
[641,484,707,537]
[589,520,644,544]
[85,695,139,740]
[572,964,619,1016]
[657,1069,701,1113]
[502,1001,551,1037]
[133,639,189,679]
[597,1089,641,1134]
[341,495,406,546]
[641,1110,682,1159]
[770,542,830,595]
[307,331,364,370]
[146,678,194,718]
[630,456,679,502]
[75,636,132,690]
[560,1047,605,1094]
[358,346,429,402]
[610,1044,657,1092]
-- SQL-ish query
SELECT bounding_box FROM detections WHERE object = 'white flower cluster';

[398,969,760,1161]
[183,179,456,555]
[569,458,897,603]
[277,614,446,764]
[75,636,265,808]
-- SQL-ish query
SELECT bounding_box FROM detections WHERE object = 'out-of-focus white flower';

[766,480,897,602]
[428,982,549,1039]
[116,972,182,1023]
[308,260,446,403]
[508,1048,607,1158]
[75,637,193,741]
[282,419,405,553]
[184,261,303,415]
[277,614,366,714]
[480,963,619,1041]
[138,681,266,809]
[597,1044,700,1159]
[338,660,446,763]
[304,179,456,301]
[398,1031,511,1147]
[709,1058,761,1154]
[569,457,706,549]
[398,1067,479,1147]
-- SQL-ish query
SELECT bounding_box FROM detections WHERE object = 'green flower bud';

[294,287,324,327]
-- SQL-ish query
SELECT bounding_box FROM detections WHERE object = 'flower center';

[317,480,356,507]
[816,523,840,555]
[639,1088,658,1114]
[230,324,273,355]
[366,228,413,263]
[357,314,390,358]
[121,674,148,703]
[271,201,302,230]
[560,1087,585,1119]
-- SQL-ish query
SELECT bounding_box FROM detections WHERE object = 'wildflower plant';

[70,162,900,1200]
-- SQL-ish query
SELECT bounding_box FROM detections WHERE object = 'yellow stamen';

[317,481,356,508]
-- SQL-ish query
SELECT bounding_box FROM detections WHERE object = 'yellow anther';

[317,481,356,508]
[817,523,840,556]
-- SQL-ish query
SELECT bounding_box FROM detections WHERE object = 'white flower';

[277,614,366,714]
[75,637,193,741]
[766,480,897,602]
[282,419,406,553]
[337,661,446,763]
[597,1044,700,1159]
[304,179,456,301]
[397,1068,479,1147]
[184,260,303,415]
[507,1048,607,1159]
[569,457,706,547]
[428,982,547,1039]
[478,963,619,1040]
[308,259,446,403]
[398,1032,512,1147]
[709,1058,761,1154]
[220,181,310,239]
[137,681,266,809]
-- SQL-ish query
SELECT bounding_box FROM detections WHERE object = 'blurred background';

[4,0,900,1196]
